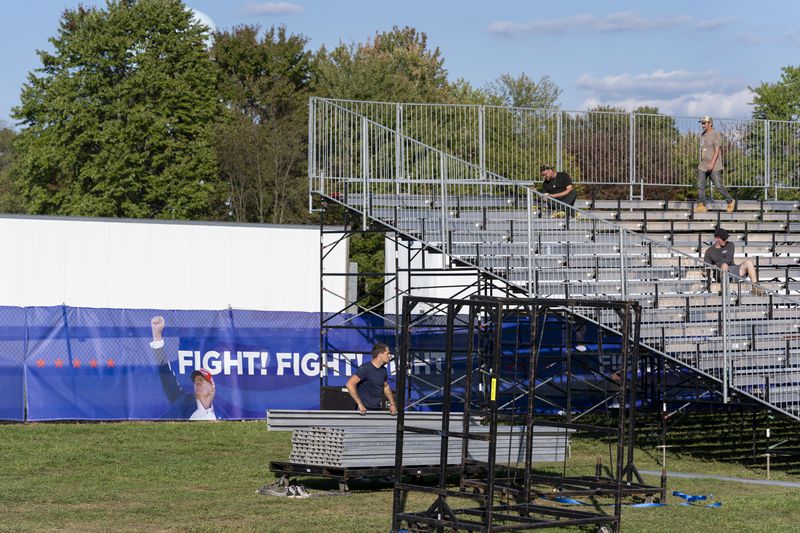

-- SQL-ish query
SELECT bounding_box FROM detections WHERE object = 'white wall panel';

[20,219,67,306]
[107,222,156,308]
[63,221,110,308]
[229,226,270,310]
[0,218,23,304]
[0,216,346,312]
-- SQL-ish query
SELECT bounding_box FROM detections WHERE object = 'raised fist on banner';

[151,316,165,342]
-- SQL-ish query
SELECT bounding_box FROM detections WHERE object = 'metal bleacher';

[309,98,800,421]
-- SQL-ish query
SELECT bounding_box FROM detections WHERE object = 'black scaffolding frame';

[391,295,651,532]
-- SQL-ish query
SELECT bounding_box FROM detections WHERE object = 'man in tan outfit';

[695,116,735,213]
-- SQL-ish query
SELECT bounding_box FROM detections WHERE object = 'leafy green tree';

[632,106,687,199]
[212,24,313,223]
[0,123,20,213]
[483,72,561,109]
[478,74,563,182]
[314,27,456,310]
[750,67,800,199]
[448,78,492,105]
[560,105,628,199]
[314,26,451,103]
[12,0,221,219]
[751,66,800,121]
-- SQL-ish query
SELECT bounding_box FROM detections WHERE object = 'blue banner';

[1,306,386,421]
[0,305,616,421]
[0,307,26,420]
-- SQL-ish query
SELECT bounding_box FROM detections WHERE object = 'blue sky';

[2,0,798,128]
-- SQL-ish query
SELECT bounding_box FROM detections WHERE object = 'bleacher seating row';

[340,189,800,417]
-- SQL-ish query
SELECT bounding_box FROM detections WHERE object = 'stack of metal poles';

[269,410,570,468]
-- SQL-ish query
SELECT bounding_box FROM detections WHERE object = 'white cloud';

[577,70,744,100]
[577,70,754,118]
[488,11,701,37]
[735,33,763,46]
[242,2,304,16]
[694,17,733,30]
[581,90,753,119]
[784,30,800,46]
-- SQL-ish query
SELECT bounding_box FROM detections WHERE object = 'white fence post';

[527,188,533,297]
[556,111,563,170]
[479,105,486,182]
[629,113,636,201]
[308,97,317,212]
[764,120,771,201]
[440,152,449,257]
[619,228,627,299]
[361,116,369,229]
[722,273,729,402]
[396,103,403,197]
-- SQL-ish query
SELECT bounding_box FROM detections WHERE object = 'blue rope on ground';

[630,502,667,508]
[672,490,706,502]
[672,490,722,507]
[548,490,721,508]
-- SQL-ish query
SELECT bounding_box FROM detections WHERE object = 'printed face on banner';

[192,375,215,406]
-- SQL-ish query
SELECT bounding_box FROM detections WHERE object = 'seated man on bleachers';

[703,227,760,288]
[539,165,577,218]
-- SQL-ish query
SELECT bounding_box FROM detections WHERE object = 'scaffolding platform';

[269,460,486,493]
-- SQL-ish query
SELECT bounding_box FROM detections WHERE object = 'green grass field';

[2,421,799,532]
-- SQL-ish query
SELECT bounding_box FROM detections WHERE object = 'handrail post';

[722,273,729,402]
[764,120,771,201]
[361,116,369,229]
[308,97,317,212]
[629,113,636,201]
[440,152,449,257]
[479,105,486,181]
[556,111,563,170]
[619,228,627,299]
[527,188,533,297]
[396,103,403,197]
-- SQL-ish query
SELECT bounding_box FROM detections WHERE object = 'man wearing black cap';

[540,164,577,218]
[695,116,735,214]
[703,228,759,287]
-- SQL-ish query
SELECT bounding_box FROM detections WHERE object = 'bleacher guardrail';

[308,97,800,419]
[310,98,800,200]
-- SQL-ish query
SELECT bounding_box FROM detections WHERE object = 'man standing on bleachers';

[695,116,736,214]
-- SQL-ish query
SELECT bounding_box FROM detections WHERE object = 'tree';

[562,105,628,199]
[314,26,451,103]
[212,25,313,224]
[750,67,800,198]
[0,123,20,213]
[483,72,561,109]
[750,66,800,121]
[477,74,563,181]
[314,27,456,310]
[12,0,222,219]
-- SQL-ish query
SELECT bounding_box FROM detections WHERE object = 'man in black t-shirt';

[540,165,577,217]
[703,227,759,289]
[346,343,397,415]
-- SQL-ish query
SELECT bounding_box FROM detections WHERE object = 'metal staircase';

[309,97,800,421]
